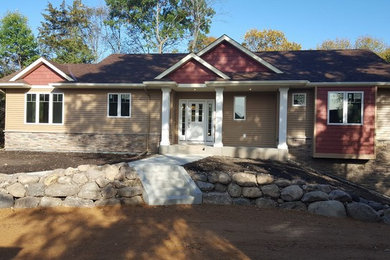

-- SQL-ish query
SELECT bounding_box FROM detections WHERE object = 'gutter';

[49,83,144,88]
[0,83,31,88]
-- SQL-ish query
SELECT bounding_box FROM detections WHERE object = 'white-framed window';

[328,91,364,125]
[234,96,246,120]
[108,93,131,118]
[25,93,64,125]
[292,93,306,106]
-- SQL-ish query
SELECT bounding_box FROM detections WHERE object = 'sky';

[1,0,389,50]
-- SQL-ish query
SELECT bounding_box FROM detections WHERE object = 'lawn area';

[0,205,389,260]
[0,150,145,174]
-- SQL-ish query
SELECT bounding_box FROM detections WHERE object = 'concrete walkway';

[129,154,205,205]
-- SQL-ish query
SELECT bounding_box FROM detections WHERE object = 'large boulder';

[57,176,72,184]
[72,173,89,185]
[308,200,346,218]
[118,186,143,198]
[121,196,144,206]
[261,184,280,198]
[217,172,231,185]
[214,183,227,192]
[280,201,307,211]
[104,164,124,181]
[18,175,39,185]
[0,192,14,208]
[274,179,291,188]
[301,191,329,203]
[255,198,278,208]
[207,173,219,184]
[232,198,251,206]
[227,183,242,197]
[202,192,232,205]
[95,198,121,206]
[232,173,257,187]
[6,183,26,198]
[329,190,352,203]
[78,182,101,200]
[63,197,94,207]
[256,173,274,185]
[346,202,381,222]
[196,181,215,192]
[383,209,390,225]
[40,197,63,207]
[101,184,117,199]
[281,185,303,201]
[26,183,45,197]
[45,184,79,197]
[14,197,41,208]
[242,187,262,198]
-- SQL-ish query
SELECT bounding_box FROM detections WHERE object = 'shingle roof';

[1,49,390,84]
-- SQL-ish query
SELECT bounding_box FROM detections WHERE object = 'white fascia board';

[154,53,230,80]
[49,83,144,88]
[197,34,283,74]
[0,83,31,88]
[308,82,390,87]
[205,80,309,87]
[143,81,177,87]
[10,57,74,82]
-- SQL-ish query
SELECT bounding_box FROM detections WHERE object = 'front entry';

[179,99,214,144]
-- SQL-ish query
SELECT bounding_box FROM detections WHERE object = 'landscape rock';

[118,186,143,198]
[383,209,390,224]
[124,168,138,180]
[95,177,110,188]
[6,183,26,198]
[329,190,352,203]
[215,183,227,192]
[346,202,381,222]
[281,185,303,201]
[227,183,242,197]
[101,184,117,199]
[14,197,41,208]
[291,179,306,186]
[72,173,89,185]
[78,182,101,200]
[232,172,257,187]
[192,173,207,182]
[77,164,94,172]
[104,165,124,181]
[40,197,63,207]
[95,198,121,206]
[86,169,103,181]
[120,196,143,205]
[45,184,79,197]
[242,187,262,198]
[316,184,333,193]
[18,175,39,184]
[0,192,14,208]
[256,173,274,185]
[203,192,232,205]
[207,173,219,183]
[44,174,59,186]
[368,201,384,211]
[217,173,231,184]
[63,197,94,207]
[26,183,45,197]
[255,198,278,208]
[64,167,78,176]
[308,200,346,218]
[301,191,329,203]
[196,181,215,192]
[57,176,72,184]
[261,184,280,198]
[280,201,307,211]
[232,198,251,206]
[274,179,291,187]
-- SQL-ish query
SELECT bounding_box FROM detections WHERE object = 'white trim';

[327,91,364,125]
[11,57,74,82]
[155,53,230,80]
[278,88,289,150]
[197,34,283,74]
[24,92,64,125]
[50,83,144,88]
[292,93,306,107]
[107,93,132,118]
[309,82,390,86]
[0,83,31,88]
[205,80,309,87]
[160,88,171,146]
[214,88,224,147]
[233,96,246,120]
[178,83,206,88]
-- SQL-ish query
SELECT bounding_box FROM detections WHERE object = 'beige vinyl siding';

[223,92,277,147]
[5,88,161,135]
[287,89,314,139]
[376,88,390,140]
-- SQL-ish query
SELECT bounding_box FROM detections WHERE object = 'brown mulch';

[184,156,390,204]
[0,150,146,174]
[0,205,389,260]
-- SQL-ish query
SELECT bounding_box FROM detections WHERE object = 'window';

[292,93,306,106]
[108,93,131,117]
[234,96,246,120]
[328,91,363,125]
[25,93,63,124]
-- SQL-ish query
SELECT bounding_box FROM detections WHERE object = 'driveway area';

[0,205,389,260]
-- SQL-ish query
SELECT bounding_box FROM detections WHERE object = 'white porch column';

[160,87,171,146]
[214,87,224,147]
[278,88,289,149]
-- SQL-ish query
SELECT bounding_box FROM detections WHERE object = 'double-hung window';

[108,93,131,117]
[234,96,246,120]
[328,91,363,125]
[25,93,64,124]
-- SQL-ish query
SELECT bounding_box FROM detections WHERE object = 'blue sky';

[2,0,389,50]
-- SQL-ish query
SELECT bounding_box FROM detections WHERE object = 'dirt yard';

[0,205,389,260]
[0,150,145,174]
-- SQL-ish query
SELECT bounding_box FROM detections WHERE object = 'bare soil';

[0,205,389,260]
[0,150,146,174]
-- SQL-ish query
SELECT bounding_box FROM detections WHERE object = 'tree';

[242,29,301,52]
[316,38,352,50]
[188,34,216,52]
[106,0,191,53]
[0,11,39,75]
[182,0,215,52]
[38,0,95,63]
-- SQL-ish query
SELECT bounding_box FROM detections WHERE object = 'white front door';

[179,99,214,143]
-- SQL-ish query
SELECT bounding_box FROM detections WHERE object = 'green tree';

[188,34,216,52]
[316,38,352,50]
[38,0,95,63]
[106,0,191,53]
[0,11,39,75]
[242,29,301,52]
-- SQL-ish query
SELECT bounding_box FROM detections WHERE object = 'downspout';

[143,85,151,154]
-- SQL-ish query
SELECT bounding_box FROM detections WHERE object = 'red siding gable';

[168,59,218,84]
[201,41,271,73]
[315,87,376,156]
[23,64,66,85]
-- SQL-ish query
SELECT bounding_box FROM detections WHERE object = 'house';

[1,34,390,161]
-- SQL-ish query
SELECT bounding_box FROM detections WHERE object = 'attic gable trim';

[197,34,284,74]
[10,57,74,82]
[154,53,230,80]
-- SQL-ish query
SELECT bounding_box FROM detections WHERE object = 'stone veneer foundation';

[5,132,160,153]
